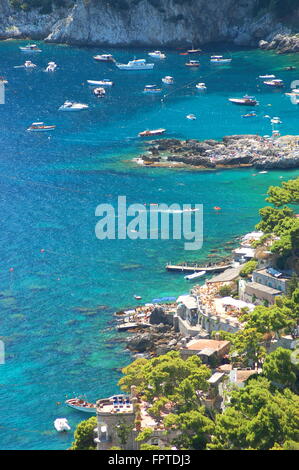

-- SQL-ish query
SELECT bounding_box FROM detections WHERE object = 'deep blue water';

[0,40,299,449]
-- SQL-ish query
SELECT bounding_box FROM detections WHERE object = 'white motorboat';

[187,47,201,54]
[186,114,197,120]
[54,418,71,432]
[24,60,37,69]
[134,295,142,300]
[185,60,200,67]
[143,84,162,94]
[196,82,207,90]
[148,50,166,59]
[20,44,41,53]
[271,116,282,124]
[138,128,166,137]
[259,74,276,79]
[116,59,154,70]
[65,398,97,414]
[59,101,89,111]
[45,62,57,72]
[184,271,206,280]
[93,87,106,97]
[285,88,299,96]
[93,54,114,62]
[228,95,258,106]
[87,79,113,86]
[210,55,232,63]
[27,122,56,132]
[162,76,174,84]
[263,79,284,87]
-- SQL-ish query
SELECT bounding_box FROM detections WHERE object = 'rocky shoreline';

[0,0,296,48]
[259,33,299,54]
[133,134,299,170]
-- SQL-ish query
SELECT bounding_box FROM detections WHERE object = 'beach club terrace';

[94,388,178,450]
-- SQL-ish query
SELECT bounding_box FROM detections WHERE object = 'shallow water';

[0,40,298,449]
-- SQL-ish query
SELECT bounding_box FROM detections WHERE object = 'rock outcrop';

[259,33,299,53]
[0,0,295,48]
[136,135,299,170]
[126,324,182,355]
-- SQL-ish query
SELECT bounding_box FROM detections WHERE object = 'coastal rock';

[259,33,299,54]
[126,333,153,352]
[0,0,295,48]
[126,326,182,355]
[149,307,172,326]
[137,134,299,170]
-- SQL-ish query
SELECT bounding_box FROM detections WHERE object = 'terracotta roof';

[236,370,257,383]
[186,339,230,351]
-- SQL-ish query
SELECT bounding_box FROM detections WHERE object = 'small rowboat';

[27,122,56,132]
[138,128,166,137]
[65,398,96,414]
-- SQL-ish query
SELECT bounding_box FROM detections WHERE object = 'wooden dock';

[165,263,232,274]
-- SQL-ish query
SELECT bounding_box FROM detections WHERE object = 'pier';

[165,263,232,273]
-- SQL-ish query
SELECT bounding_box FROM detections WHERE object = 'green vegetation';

[240,260,258,277]
[70,416,97,450]
[254,177,299,269]
[218,285,234,297]
[119,351,211,415]
[262,347,298,389]
[208,377,299,450]
[71,175,299,450]
[116,350,299,450]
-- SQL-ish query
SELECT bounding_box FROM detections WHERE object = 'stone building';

[94,386,177,450]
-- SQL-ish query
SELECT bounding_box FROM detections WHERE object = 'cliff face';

[0,0,294,47]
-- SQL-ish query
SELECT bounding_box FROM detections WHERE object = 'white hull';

[185,271,206,280]
[59,104,88,111]
[20,48,41,53]
[87,80,113,86]
[27,127,56,132]
[116,64,154,70]
[54,419,71,432]
[66,403,96,414]
[211,59,231,64]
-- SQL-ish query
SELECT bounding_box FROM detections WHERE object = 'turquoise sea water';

[0,40,299,450]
